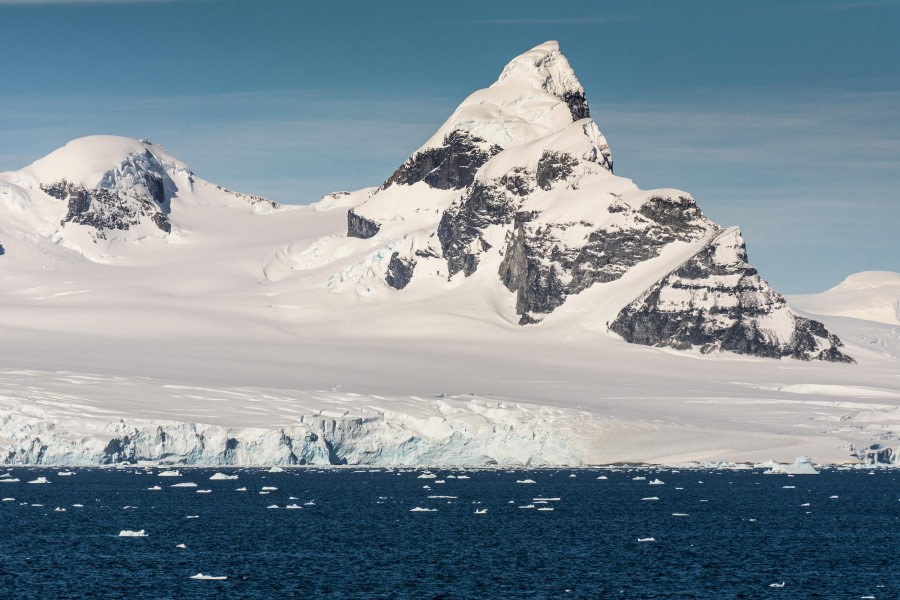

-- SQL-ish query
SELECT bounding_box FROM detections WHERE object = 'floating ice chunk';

[236,487,247,492]
[261,486,277,491]
[637,537,655,542]
[119,529,148,537]
[418,473,437,479]
[31,504,43,507]
[409,507,437,512]
[186,515,199,519]
[209,473,238,481]
[434,480,445,484]
[783,486,796,489]
[829,495,839,499]
[597,476,608,480]
[147,486,162,491]
[569,474,576,478]
[474,509,488,514]
[649,479,665,485]
[303,501,315,506]
[641,497,659,501]
[285,504,302,509]
[27,477,50,484]
[171,482,198,488]
[176,543,186,549]
[800,503,810,507]
[57,471,76,477]
[190,573,227,580]
[158,470,181,477]
[196,490,212,494]
[769,582,785,588]
[516,479,536,484]
[267,466,285,473]
[2,498,14,501]
[763,457,819,475]
[72,504,83,508]
[0,479,20,483]
[672,513,689,517]
[519,504,535,509]
[266,505,279,509]
[428,496,457,499]
[54,507,66,512]
[457,476,470,480]
[632,477,646,481]
[537,507,554,511]
[533,497,560,502]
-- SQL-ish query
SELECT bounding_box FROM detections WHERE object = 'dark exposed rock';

[561,91,590,121]
[438,181,521,277]
[382,130,502,191]
[499,195,711,323]
[536,151,579,191]
[854,444,896,465]
[385,252,416,290]
[347,208,380,239]
[609,229,853,362]
[0,242,5,256]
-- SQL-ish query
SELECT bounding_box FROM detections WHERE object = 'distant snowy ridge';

[789,271,900,326]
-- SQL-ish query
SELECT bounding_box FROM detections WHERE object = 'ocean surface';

[0,467,896,599]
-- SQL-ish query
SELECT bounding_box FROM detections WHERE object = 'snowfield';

[0,43,897,467]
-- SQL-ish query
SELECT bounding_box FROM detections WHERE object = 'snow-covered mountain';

[0,42,896,467]
[790,272,900,326]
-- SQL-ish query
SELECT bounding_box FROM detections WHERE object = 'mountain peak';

[492,41,585,104]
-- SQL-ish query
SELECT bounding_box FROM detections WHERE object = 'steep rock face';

[499,194,714,323]
[382,131,502,191]
[347,208,380,239]
[385,252,416,290]
[610,228,853,362]
[39,148,178,240]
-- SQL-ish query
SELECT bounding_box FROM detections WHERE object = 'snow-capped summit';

[322,41,850,362]
[0,135,279,260]
[790,271,900,326]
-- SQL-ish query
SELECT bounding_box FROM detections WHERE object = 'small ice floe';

[289,496,299,500]
[768,582,785,588]
[196,490,212,494]
[474,509,488,515]
[261,486,278,491]
[457,475,470,480]
[763,456,819,475]
[422,485,431,490]
[519,504,535,509]
[123,505,138,510]
[190,573,226,580]
[171,482,198,488]
[27,477,50,484]
[147,486,162,491]
[637,537,655,542]
[185,515,199,519]
[675,487,684,490]
[537,507,554,511]
[597,476,608,480]
[176,544,186,549]
[749,518,757,522]
[671,513,689,517]
[267,466,285,473]
[54,507,66,512]
[861,596,875,599]
[516,479,536,484]
[417,473,437,479]
[446,475,456,479]
[266,505,279,509]
[303,501,315,506]
[31,504,43,507]
[829,495,839,499]
[434,480,446,484]
[57,471,76,477]
[285,504,302,509]
[118,529,148,537]
[533,498,560,502]
[800,503,810,507]
[236,487,247,492]
[2,498,14,502]
[569,474,577,478]
[641,497,659,501]
[782,486,796,489]
[632,476,646,481]
[409,507,437,512]
[428,496,457,499]
[209,473,238,481]
[72,504,83,508]
[649,479,665,485]
[158,470,181,477]
[0,479,19,483]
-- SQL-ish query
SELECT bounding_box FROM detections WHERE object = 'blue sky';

[1,0,898,292]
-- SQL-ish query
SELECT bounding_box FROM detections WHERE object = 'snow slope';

[0,44,897,467]
[789,272,900,326]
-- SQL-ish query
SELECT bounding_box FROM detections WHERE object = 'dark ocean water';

[0,467,896,599]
